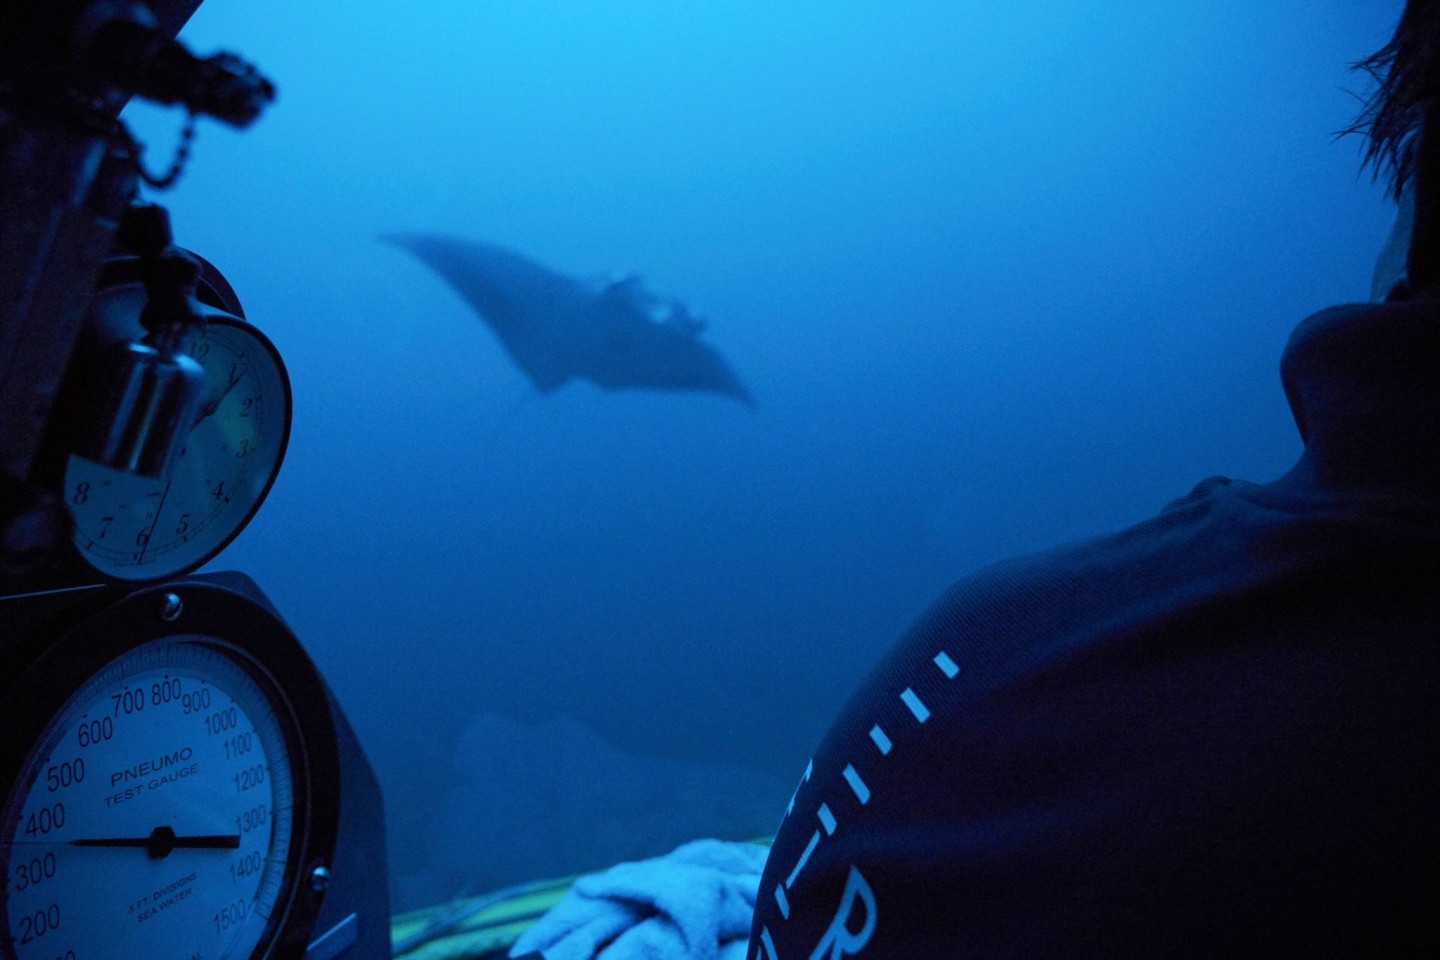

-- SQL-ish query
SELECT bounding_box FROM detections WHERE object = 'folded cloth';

[509,839,768,960]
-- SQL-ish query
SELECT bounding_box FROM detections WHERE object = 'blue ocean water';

[123,0,1400,908]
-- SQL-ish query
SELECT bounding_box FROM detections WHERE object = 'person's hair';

[1351,1,1440,199]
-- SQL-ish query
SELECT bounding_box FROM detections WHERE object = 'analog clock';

[59,257,290,582]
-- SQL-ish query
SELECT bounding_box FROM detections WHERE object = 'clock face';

[64,303,291,582]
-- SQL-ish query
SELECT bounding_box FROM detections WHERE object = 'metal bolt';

[159,593,183,622]
[310,865,331,894]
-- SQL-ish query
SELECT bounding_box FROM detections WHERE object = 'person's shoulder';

[914,474,1251,629]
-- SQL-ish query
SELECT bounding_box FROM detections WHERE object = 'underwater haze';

[125,0,1400,908]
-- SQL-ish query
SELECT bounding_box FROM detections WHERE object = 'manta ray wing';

[384,233,754,406]
[381,233,586,393]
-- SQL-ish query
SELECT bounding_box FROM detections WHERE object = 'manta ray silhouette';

[381,234,755,407]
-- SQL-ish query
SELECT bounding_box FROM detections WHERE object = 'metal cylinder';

[78,337,204,478]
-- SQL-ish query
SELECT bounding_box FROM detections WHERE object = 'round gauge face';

[64,310,291,581]
[0,636,299,960]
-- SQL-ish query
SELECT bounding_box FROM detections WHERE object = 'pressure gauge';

[58,257,291,582]
[0,578,341,960]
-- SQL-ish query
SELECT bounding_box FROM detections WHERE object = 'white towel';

[509,839,768,960]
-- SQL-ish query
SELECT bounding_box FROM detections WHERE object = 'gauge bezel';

[0,579,340,959]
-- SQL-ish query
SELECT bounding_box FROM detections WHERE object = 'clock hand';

[191,362,245,430]
[69,825,240,859]
[137,476,173,564]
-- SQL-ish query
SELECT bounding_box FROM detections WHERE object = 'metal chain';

[135,110,198,190]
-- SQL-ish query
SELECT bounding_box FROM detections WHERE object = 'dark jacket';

[750,300,1440,958]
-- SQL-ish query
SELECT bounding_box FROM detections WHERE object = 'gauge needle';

[69,825,240,859]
